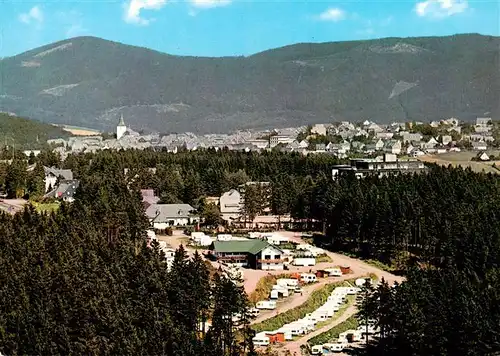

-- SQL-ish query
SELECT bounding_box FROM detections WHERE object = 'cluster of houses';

[46,115,497,158]
[47,116,306,157]
[142,181,279,230]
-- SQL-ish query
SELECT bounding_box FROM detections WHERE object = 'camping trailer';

[272,285,290,297]
[252,332,270,346]
[325,267,343,277]
[324,342,347,352]
[281,324,304,336]
[292,257,316,267]
[300,273,317,283]
[310,345,324,355]
[217,234,233,241]
[277,278,299,288]
[339,330,363,343]
[275,328,293,341]
[256,300,277,310]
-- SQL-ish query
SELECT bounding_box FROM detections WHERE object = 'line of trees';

[357,265,500,355]
[1,147,499,354]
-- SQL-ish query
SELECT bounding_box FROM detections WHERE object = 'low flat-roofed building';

[332,154,426,180]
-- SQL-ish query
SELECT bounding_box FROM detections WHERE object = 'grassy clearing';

[365,259,395,273]
[252,278,362,333]
[249,275,278,303]
[32,201,60,213]
[248,273,293,303]
[315,254,333,263]
[418,153,500,174]
[279,242,298,250]
[308,315,359,346]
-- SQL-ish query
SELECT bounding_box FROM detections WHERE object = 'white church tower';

[116,114,127,140]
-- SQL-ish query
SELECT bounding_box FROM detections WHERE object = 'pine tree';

[27,162,46,200]
[5,158,27,198]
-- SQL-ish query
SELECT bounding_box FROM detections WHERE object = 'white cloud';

[123,0,167,25]
[415,0,468,18]
[19,6,44,24]
[190,0,231,8]
[55,10,89,38]
[318,8,346,22]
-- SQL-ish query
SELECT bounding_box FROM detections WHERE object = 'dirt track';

[0,199,27,215]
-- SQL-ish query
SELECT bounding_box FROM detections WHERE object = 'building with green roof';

[211,239,284,270]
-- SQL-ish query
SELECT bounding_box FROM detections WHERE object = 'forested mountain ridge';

[0,113,69,148]
[0,34,498,133]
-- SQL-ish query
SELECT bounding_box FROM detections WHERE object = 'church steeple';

[118,114,125,127]
[116,114,127,140]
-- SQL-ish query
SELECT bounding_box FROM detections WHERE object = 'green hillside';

[0,113,69,148]
[0,33,498,133]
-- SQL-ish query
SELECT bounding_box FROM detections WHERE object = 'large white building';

[331,154,426,180]
[220,189,242,222]
[211,240,284,270]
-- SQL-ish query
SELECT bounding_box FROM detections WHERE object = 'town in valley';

[0,3,499,354]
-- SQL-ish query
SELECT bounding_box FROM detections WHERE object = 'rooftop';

[145,203,196,222]
[213,239,277,255]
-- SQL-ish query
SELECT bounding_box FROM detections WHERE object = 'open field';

[32,201,60,213]
[60,125,101,136]
[418,151,500,174]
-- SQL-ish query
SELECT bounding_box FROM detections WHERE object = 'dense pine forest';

[0,148,499,355]
[0,167,257,356]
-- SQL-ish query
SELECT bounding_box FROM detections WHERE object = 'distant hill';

[0,34,498,133]
[0,113,69,148]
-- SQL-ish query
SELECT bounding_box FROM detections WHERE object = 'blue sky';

[0,0,498,58]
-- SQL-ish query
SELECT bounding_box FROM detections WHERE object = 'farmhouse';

[211,240,284,270]
[145,203,198,229]
[44,180,80,202]
[44,166,73,192]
